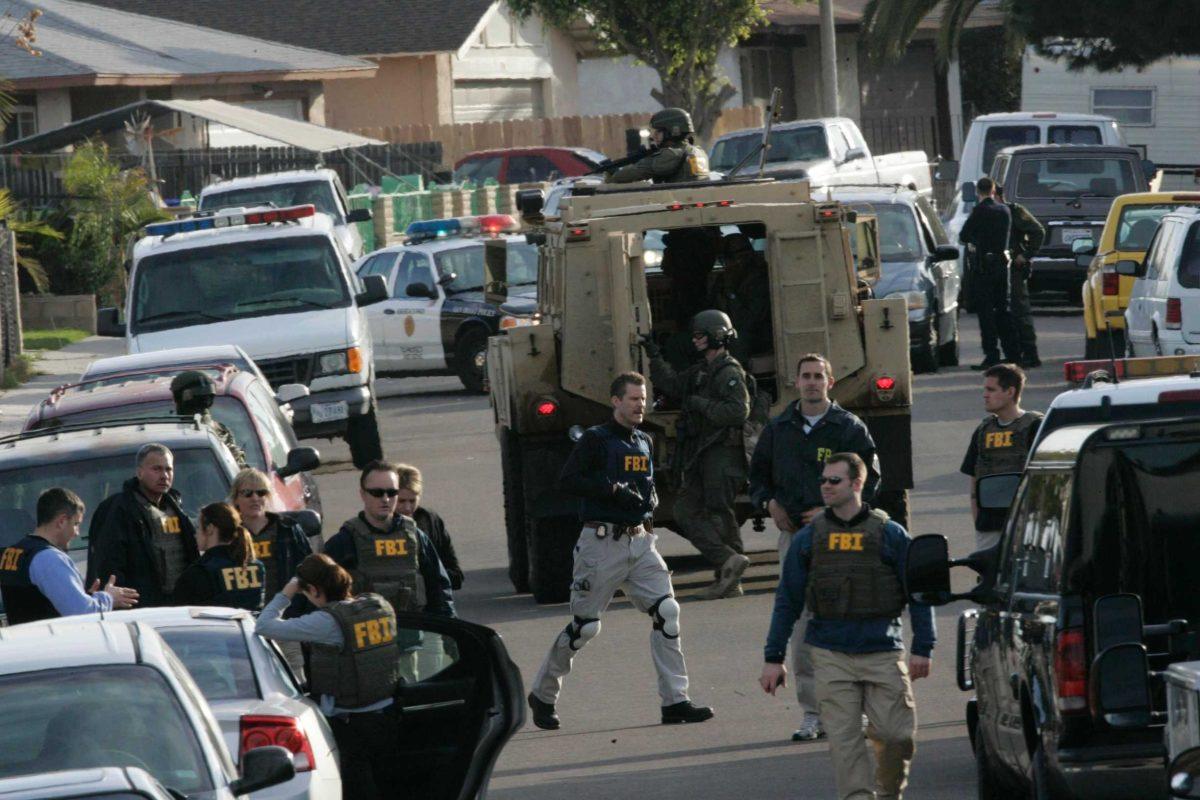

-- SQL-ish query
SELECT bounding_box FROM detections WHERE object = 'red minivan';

[453,146,608,184]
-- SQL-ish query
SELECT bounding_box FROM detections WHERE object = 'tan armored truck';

[486,178,913,603]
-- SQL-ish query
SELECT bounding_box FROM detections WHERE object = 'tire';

[975,730,1008,800]
[500,429,529,593]
[1030,744,1065,800]
[346,403,383,469]
[455,330,489,394]
[912,318,939,374]
[526,514,577,604]
[938,311,960,367]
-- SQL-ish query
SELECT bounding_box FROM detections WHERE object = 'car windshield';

[435,245,485,292]
[1013,157,1138,200]
[1115,204,1179,252]
[0,448,231,551]
[132,237,350,333]
[0,665,213,794]
[33,397,267,471]
[848,203,923,263]
[158,625,260,702]
[506,241,538,286]
[200,180,340,219]
[710,126,829,171]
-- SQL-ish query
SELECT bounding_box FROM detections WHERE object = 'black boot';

[662,700,714,724]
[970,358,1002,371]
[527,693,560,730]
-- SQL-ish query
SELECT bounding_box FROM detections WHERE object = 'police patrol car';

[353,214,540,392]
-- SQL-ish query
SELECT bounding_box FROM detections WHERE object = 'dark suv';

[906,416,1200,799]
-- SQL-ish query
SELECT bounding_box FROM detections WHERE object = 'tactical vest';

[806,510,906,621]
[0,535,59,624]
[309,594,402,709]
[577,424,655,525]
[251,523,282,596]
[684,356,750,461]
[346,517,421,612]
[138,494,187,595]
[199,546,265,611]
[652,143,710,184]
[974,412,1043,477]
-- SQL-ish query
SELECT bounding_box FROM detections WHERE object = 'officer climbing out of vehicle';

[640,309,753,600]
[711,232,773,367]
[0,488,139,625]
[995,186,1046,368]
[606,107,711,185]
[960,363,1043,551]
[172,502,266,611]
[527,371,715,730]
[256,553,404,800]
[170,370,247,467]
[960,177,1020,370]
[760,453,934,800]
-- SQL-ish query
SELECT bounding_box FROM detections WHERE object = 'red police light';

[566,226,590,242]
[875,376,896,391]
[535,399,559,417]
[476,214,519,234]
[1064,358,1126,383]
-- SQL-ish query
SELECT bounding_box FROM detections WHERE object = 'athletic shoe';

[791,711,826,741]
[662,700,714,724]
[527,692,560,730]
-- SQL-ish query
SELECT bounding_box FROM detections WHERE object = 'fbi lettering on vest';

[353,616,396,649]
[0,548,22,571]
[623,455,650,472]
[221,566,263,591]
[252,540,273,559]
[374,539,409,557]
[827,532,865,552]
[985,431,1015,448]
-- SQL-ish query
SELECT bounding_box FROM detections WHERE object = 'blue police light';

[405,218,462,242]
[144,216,217,237]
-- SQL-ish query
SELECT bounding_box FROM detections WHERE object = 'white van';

[941,112,1124,241]
[1124,206,1200,356]
[97,204,389,466]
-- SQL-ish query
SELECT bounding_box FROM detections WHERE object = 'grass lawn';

[23,327,90,351]
[1,354,36,389]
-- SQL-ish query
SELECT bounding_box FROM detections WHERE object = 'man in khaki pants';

[759,453,934,799]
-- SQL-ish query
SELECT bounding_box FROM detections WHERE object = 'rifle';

[588,145,658,176]
[725,87,783,180]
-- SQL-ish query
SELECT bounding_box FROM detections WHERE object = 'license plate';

[310,401,348,423]
[1061,228,1091,244]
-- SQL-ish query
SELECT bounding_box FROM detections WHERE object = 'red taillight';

[666,203,684,211]
[239,715,314,772]
[875,377,896,391]
[535,399,558,417]
[1102,271,1119,296]
[1166,297,1182,329]
[566,226,589,242]
[1064,358,1126,383]
[1054,629,1088,712]
[1161,389,1200,402]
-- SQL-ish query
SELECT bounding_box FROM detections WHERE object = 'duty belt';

[583,522,647,540]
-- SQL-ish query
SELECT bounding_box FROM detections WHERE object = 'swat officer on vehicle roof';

[170,370,246,468]
[607,107,710,185]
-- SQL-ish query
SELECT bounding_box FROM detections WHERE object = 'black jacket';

[959,197,1012,256]
[87,478,199,607]
[412,507,463,590]
[256,512,316,616]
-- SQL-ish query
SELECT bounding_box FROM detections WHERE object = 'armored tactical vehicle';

[487,178,914,602]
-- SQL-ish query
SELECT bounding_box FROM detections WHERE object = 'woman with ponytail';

[173,502,266,610]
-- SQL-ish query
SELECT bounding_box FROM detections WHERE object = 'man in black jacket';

[88,443,200,607]
[960,176,1018,369]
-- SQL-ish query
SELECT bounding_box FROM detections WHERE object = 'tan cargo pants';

[811,647,916,800]
[778,529,817,713]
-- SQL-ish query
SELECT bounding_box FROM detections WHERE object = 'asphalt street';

[308,309,1087,799]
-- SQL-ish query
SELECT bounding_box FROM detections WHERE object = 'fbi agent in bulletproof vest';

[173,503,266,611]
[230,468,316,608]
[528,371,714,731]
[88,443,199,607]
[0,488,139,624]
[256,554,404,800]
[324,459,455,618]
[760,453,935,800]
[960,176,1020,369]
[170,370,247,468]
[607,107,711,185]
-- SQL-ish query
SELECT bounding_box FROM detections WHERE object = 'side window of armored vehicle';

[1014,472,1070,594]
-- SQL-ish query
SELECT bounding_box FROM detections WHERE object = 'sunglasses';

[238,489,270,498]
[818,476,844,486]
[364,487,400,498]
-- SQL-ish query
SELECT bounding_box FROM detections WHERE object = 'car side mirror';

[1089,643,1153,729]
[355,274,388,307]
[961,181,978,208]
[1093,593,1145,652]
[977,473,1020,512]
[437,271,457,286]
[275,383,309,405]
[933,244,960,262]
[97,307,126,337]
[1142,159,1158,183]
[1170,746,1200,798]
[843,146,866,164]
[280,508,322,540]
[1115,259,1143,278]
[405,282,437,299]
[905,534,953,605]
[934,159,959,183]
[229,745,294,795]
[346,207,372,223]
[277,446,320,479]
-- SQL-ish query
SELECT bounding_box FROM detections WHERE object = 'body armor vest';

[577,424,655,525]
[309,594,402,709]
[974,411,1043,477]
[0,535,59,624]
[199,546,265,611]
[138,494,187,595]
[347,517,421,612]
[251,523,282,597]
[806,510,906,621]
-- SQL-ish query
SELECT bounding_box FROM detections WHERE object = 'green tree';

[506,0,765,143]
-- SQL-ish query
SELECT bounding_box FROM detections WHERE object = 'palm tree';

[860,0,1020,66]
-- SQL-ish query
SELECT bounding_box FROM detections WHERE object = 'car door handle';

[384,309,396,315]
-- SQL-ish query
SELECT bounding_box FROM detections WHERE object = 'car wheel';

[912,319,939,374]
[526,514,577,604]
[346,403,383,469]
[500,428,530,593]
[938,311,960,367]
[975,730,1009,800]
[456,330,489,394]
[1030,744,1066,800]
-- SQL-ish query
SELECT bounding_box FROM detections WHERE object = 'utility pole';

[819,0,840,117]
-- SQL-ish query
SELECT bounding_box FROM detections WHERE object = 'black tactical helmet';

[170,370,216,415]
[692,309,736,347]
[650,107,694,138]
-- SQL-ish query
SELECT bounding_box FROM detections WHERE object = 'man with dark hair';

[994,185,1046,368]
[760,453,934,800]
[528,371,714,730]
[749,352,880,742]
[961,363,1044,549]
[324,459,454,616]
[89,444,199,607]
[2,488,139,624]
[960,176,1019,370]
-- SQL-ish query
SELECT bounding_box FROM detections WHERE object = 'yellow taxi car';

[1078,191,1200,358]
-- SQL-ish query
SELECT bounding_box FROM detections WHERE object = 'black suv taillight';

[1054,629,1087,713]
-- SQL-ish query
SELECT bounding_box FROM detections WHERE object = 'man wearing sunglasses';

[324,460,454,618]
[760,453,934,800]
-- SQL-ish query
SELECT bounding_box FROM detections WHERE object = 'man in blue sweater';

[760,452,934,800]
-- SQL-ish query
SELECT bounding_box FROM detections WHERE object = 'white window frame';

[1091,87,1155,127]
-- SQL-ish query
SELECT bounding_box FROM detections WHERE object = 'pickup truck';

[708,117,932,197]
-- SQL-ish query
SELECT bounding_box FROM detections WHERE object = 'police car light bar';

[405,214,520,242]
[145,204,315,237]
[405,218,463,242]
[1063,354,1200,384]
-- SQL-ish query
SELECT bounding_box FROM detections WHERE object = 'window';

[981,126,1038,174]
[2,103,35,143]
[1014,472,1071,593]
[1116,204,1177,252]
[435,245,486,292]
[1092,88,1155,126]
[709,126,829,172]
[395,252,437,298]
[995,478,1033,594]
[1013,157,1138,200]
[507,154,560,183]
[243,382,293,467]
[199,180,341,219]
[1048,125,1102,146]
[1178,222,1200,289]
[990,155,1009,184]
[358,252,396,279]
[846,203,923,263]
[828,126,849,163]
[158,625,260,702]
[454,156,503,184]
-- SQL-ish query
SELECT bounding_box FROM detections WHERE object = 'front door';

[379,252,446,371]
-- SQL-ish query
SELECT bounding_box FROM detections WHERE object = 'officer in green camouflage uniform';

[996,186,1046,368]
[607,108,711,185]
[640,309,752,600]
[170,371,247,468]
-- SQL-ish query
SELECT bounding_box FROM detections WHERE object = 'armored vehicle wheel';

[346,405,383,469]
[456,330,489,394]
[500,429,530,593]
[527,515,577,604]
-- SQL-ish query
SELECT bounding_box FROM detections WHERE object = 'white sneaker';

[791,711,825,741]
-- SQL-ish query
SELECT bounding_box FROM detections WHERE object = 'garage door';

[453,80,545,123]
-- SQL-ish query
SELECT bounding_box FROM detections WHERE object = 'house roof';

[759,0,1006,31]
[80,0,499,57]
[0,0,377,89]
[0,98,386,153]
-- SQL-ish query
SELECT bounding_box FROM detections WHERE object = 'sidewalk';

[0,336,124,436]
